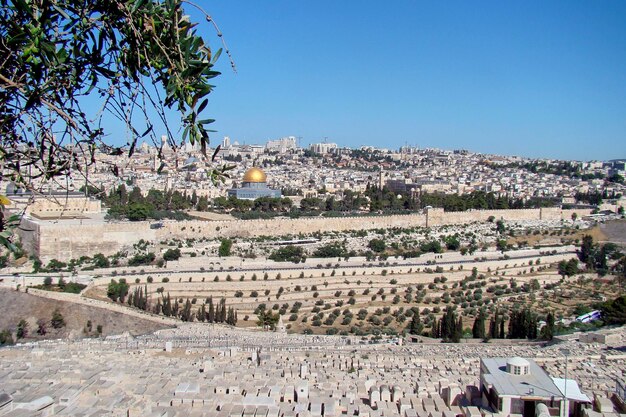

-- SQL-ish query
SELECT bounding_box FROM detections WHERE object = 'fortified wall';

[22,207,591,262]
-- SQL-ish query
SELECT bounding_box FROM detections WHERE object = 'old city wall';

[33,207,592,261]
[36,222,157,261]
[425,207,589,226]
[157,214,429,241]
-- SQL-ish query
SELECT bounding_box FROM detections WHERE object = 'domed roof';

[243,167,267,183]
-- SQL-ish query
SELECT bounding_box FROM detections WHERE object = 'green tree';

[313,242,348,258]
[579,235,595,267]
[196,196,210,211]
[599,295,626,325]
[407,310,423,335]
[368,238,386,253]
[218,239,232,257]
[444,235,461,251]
[257,309,280,330]
[472,309,486,339]
[495,220,505,234]
[16,319,28,339]
[127,203,154,221]
[51,309,66,329]
[92,253,110,268]
[0,330,13,346]
[107,279,129,302]
[269,245,305,263]
[163,248,181,261]
[542,311,555,340]
[0,0,232,248]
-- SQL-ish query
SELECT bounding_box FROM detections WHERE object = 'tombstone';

[369,386,381,407]
[393,386,403,402]
[380,385,391,402]
[300,363,308,378]
[446,385,461,407]
[284,386,294,403]
[165,341,173,352]
[310,399,322,416]
[295,382,309,401]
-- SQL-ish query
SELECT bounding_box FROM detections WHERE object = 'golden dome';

[243,167,267,183]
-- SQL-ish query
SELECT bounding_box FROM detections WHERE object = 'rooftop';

[481,357,563,399]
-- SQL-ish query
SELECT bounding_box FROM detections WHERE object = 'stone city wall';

[424,207,566,226]
[31,207,592,262]
[35,221,157,261]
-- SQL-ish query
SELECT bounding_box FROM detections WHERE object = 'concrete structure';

[480,358,590,417]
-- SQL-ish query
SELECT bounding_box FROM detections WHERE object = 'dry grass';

[0,288,172,341]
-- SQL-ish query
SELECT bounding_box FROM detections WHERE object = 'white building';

[309,142,337,154]
[480,357,590,417]
[266,136,297,153]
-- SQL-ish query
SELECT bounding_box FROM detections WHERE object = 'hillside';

[0,288,172,342]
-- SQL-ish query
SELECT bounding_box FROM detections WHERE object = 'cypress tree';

[473,310,486,339]
[173,298,179,317]
[508,310,516,338]
[454,316,463,343]
[220,298,227,322]
[543,311,555,341]
[408,310,423,335]
[207,298,215,323]
[197,304,206,322]
[431,318,439,338]
[488,314,496,339]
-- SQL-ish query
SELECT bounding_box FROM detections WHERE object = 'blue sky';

[130,2,626,160]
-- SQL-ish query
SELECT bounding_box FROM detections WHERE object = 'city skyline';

[83,2,626,161]
[176,1,626,161]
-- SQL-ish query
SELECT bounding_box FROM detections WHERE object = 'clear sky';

[117,1,626,161]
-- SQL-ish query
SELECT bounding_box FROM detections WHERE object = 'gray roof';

[481,358,562,399]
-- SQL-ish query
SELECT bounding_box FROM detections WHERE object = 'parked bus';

[576,310,601,323]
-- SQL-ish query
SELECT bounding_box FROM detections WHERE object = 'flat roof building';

[480,357,590,417]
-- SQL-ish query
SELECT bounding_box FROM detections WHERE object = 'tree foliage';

[107,278,129,302]
[218,238,232,257]
[163,247,181,261]
[0,0,232,249]
[50,308,66,329]
[599,295,626,325]
[269,245,305,263]
[368,238,386,253]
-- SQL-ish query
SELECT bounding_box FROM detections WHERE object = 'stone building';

[480,357,590,417]
[227,167,281,200]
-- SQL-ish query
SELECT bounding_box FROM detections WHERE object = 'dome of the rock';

[243,167,267,183]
